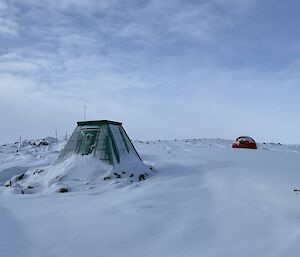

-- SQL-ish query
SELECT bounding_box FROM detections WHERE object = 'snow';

[0,136,152,194]
[1,138,300,257]
[0,137,62,186]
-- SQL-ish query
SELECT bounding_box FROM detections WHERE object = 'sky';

[0,0,300,144]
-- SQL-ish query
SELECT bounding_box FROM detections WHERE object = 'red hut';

[232,136,257,149]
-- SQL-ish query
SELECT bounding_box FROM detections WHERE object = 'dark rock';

[59,188,68,193]
[113,173,121,178]
[5,181,11,187]
[103,176,111,180]
[33,169,44,175]
[31,139,50,146]
[130,174,134,177]
[56,176,62,181]
[139,174,145,181]
[16,174,25,181]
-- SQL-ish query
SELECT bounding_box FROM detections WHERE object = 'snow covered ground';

[1,138,300,257]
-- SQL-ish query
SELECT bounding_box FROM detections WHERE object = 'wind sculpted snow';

[1,138,300,257]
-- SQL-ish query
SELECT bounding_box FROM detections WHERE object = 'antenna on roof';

[65,131,68,140]
[84,105,87,121]
[19,135,22,152]
[55,128,58,145]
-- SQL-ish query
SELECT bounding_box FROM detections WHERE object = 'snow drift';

[0,137,152,194]
[1,138,300,257]
[2,154,152,194]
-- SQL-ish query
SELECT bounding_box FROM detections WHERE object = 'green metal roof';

[77,120,122,126]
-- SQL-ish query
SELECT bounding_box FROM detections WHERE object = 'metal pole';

[19,135,22,152]
[55,128,58,145]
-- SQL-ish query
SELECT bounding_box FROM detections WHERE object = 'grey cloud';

[12,0,255,43]
[0,0,18,36]
[1,0,299,144]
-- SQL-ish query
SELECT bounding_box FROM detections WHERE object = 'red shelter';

[232,136,257,149]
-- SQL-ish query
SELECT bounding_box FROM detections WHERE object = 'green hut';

[57,120,143,166]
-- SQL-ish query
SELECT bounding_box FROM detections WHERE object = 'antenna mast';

[55,128,58,145]
[19,135,22,152]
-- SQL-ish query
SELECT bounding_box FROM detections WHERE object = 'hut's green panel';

[109,125,130,157]
[94,125,109,164]
[94,124,117,165]
[56,126,82,162]
[119,127,130,153]
[119,125,142,161]
[109,124,142,161]
[76,129,98,156]
[108,125,120,164]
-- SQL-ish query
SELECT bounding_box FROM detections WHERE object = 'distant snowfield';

[1,138,300,257]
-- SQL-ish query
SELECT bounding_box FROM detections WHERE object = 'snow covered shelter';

[57,120,144,166]
[1,120,151,195]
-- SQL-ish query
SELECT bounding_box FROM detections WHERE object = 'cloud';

[14,0,116,13]
[12,0,256,44]
[0,0,18,36]
[0,0,299,143]
[92,0,255,43]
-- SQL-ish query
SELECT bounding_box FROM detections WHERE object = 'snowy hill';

[1,138,300,257]
[0,137,63,186]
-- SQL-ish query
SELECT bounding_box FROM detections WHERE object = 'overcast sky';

[0,0,300,143]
